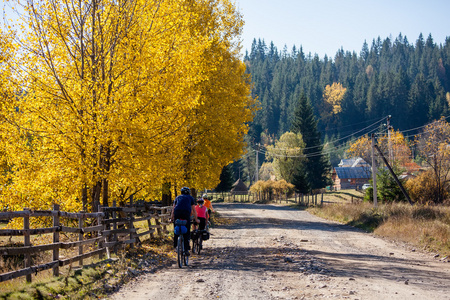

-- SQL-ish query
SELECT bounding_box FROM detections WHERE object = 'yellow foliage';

[266,132,304,183]
[323,82,346,115]
[404,170,446,205]
[347,130,411,168]
[0,0,256,212]
[249,179,295,196]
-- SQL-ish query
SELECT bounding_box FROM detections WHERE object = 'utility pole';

[387,115,393,164]
[247,154,252,187]
[371,134,378,207]
[255,144,259,182]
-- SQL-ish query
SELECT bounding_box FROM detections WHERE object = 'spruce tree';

[215,164,235,192]
[291,93,331,191]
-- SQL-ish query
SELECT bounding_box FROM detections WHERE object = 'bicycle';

[191,221,210,255]
[174,219,189,268]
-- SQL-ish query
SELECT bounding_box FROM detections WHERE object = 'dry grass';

[0,236,174,299]
[309,196,450,256]
[0,218,171,298]
[374,205,450,255]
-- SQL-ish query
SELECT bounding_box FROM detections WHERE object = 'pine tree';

[291,93,331,190]
[292,163,309,193]
[215,164,235,193]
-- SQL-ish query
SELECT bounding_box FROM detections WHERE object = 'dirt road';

[110,203,450,299]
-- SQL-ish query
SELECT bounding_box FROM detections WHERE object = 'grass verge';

[0,237,174,299]
[309,201,450,257]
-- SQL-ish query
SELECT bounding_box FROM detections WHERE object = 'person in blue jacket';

[171,187,198,255]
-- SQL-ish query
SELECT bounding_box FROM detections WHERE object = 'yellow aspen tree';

[0,28,18,210]
[0,0,217,211]
[323,82,347,115]
[1,0,256,211]
[320,82,346,131]
[165,0,257,191]
[266,132,305,183]
[347,131,411,168]
[414,117,450,203]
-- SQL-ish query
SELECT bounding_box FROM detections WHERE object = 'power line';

[256,116,388,152]
[249,115,450,160]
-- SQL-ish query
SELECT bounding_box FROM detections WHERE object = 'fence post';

[52,204,60,277]
[148,205,155,240]
[112,200,118,255]
[155,209,162,237]
[97,205,104,259]
[23,207,31,283]
[104,204,111,259]
[129,196,134,247]
[78,212,84,266]
[321,192,324,206]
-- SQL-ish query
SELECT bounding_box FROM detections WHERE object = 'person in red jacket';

[193,198,208,231]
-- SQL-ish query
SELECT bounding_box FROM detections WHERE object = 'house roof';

[338,158,357,167]
[338,157,370,168]
[334,167,371,179]
[231,178,248,192]
[351,157,370,168]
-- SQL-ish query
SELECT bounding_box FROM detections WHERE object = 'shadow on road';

[215,209,365,234]
[188,245,449,292]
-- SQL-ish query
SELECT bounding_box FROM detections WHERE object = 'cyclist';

[194,198,208,231]
[171,187,198,256]
[202,194,214,221]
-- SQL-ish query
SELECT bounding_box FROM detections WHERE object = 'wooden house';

[332,166,371,190]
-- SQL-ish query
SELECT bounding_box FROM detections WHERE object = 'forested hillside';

[245,33,450,141]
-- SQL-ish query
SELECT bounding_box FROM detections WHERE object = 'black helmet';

[181,187,190,195]
[197,198,204,203]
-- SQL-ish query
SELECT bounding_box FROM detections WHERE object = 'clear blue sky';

[235,0,450,58]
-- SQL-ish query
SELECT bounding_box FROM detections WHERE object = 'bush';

[405,170,448,204]
[249,179,295,202]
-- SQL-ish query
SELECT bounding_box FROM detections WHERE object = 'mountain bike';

[192,221,210,255]
[174,219,189,268]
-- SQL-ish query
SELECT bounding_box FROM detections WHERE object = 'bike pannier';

[201,231,210,240]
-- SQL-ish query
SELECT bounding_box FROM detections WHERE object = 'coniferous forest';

[244,33,450,142]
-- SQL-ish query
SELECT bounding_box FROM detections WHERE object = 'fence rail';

[208,191,325,206]
[0,201,172,283]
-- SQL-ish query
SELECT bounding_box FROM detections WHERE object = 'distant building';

[231,178,248,193]
[332,162,372,190]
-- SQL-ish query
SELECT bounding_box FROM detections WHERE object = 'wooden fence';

[209,191,324,206]
[0,201,172,283]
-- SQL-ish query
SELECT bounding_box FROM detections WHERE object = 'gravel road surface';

[109,203,450,300]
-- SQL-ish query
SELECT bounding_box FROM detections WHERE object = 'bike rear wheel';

[192,236,198,254]
[177,235,183,268]
[198,235,203,254]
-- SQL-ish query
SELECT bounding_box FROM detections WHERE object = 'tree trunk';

[92,181,101,212]
[162,181,171,206]
[82,184,88,211]
[102,178,108,207]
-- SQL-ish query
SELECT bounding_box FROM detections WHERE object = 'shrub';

[405,170,448,204]
[249,179,295,202]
